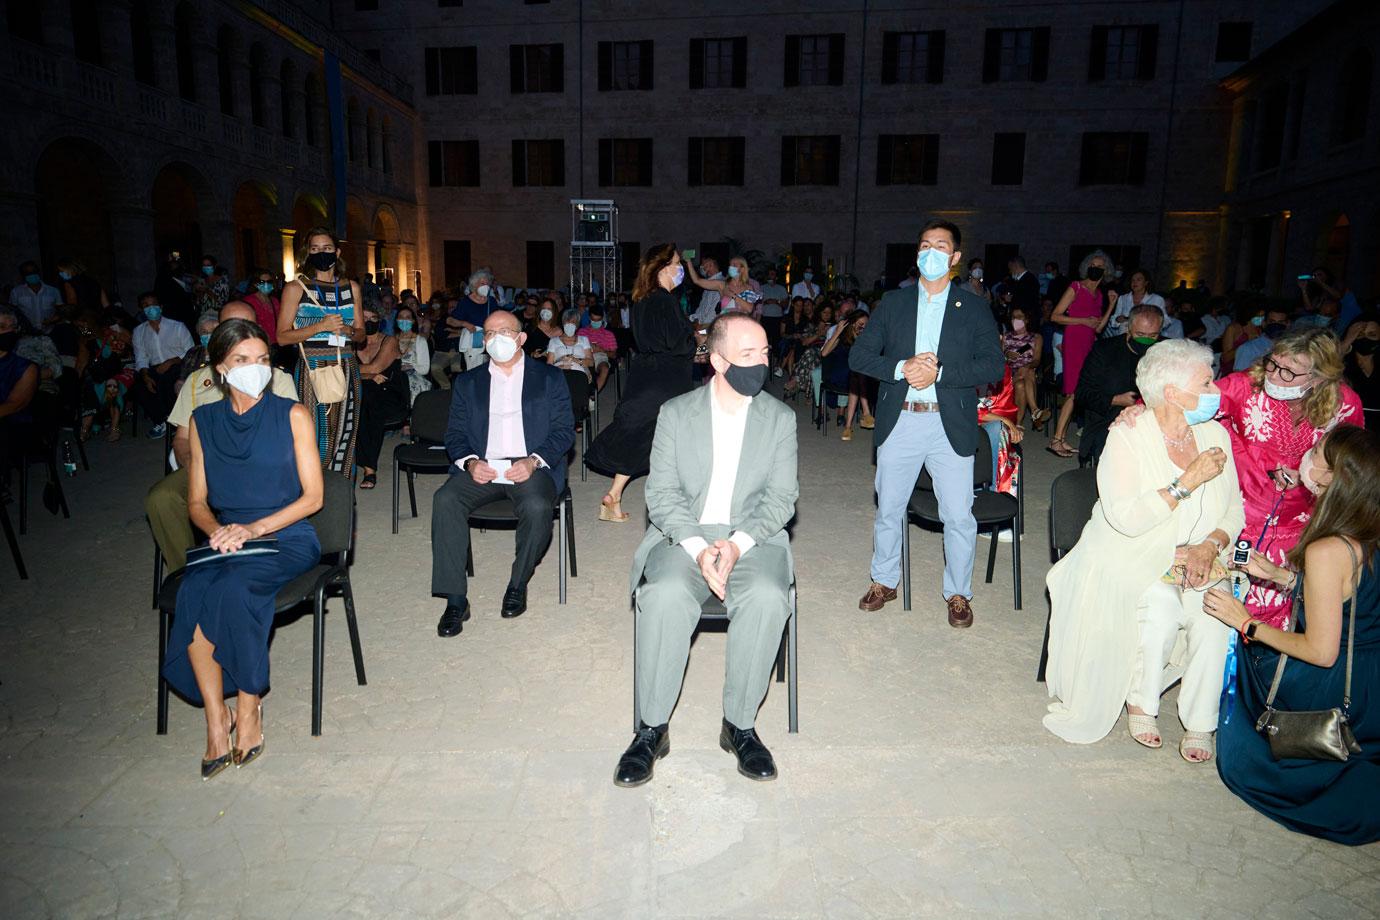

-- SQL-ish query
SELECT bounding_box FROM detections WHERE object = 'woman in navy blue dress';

[1203,426,1380,844]
[162,319,323,780]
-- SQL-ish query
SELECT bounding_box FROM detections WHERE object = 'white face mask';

[1298,447,1328,496]
[1263,378,1311,401]
[477,284,491,298]
[540,309,553,321]
[971,268,984,281]
[485,333,518,363]
[224,364,271,398]
[563,323,577,337]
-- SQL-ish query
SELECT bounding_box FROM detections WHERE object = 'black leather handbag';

[1254,542,1364,762]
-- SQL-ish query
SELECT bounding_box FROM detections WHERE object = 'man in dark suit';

[850,219,1005,627]
[432,310,575,636]
[1075,304,1163,464]
[1007,255,1041,319]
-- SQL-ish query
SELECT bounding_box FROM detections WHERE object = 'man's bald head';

[219,300,256,323]
[483,309,521,335]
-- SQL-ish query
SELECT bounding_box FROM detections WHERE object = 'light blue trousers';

[870,412,976,600]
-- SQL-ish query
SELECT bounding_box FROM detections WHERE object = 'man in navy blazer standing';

[432,310,575,636]
[850,219,1005,628]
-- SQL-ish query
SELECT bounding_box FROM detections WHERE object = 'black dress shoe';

[436,601,470,637]
[500,585,527,619]
[614,723,669,787]
[719,719,777,781]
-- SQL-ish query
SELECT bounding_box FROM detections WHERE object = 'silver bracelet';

[1167,479,1191,501]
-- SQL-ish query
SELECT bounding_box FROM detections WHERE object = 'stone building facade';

[1220,0,1380,300]
[328,0,1327,293]
[1,0,423,303]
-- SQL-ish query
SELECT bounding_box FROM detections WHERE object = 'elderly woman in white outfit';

[1043,339,1246,762]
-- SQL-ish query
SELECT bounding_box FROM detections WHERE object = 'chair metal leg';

[18,460,27,534]
[580,425,589,482]
[899,518,910,612]
[0,500,25,579]
[1037,600,1053,682]
[557,503,567,605]
[788,586,798,734]
[565,494,577,577]
[774,633,786,682]
[156,606,170,734]
[312,587,326,736]
[152,540,163,610]
[406,469,418,518]
[391,460,400,534]
[984,529,998,583]
[1012,521,1023,611]
[341,577,367,685]
[75,435,89,471]
[47,456,70,519]
[465,534,474,577]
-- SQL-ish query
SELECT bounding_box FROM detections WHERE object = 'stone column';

[279,229,298,282]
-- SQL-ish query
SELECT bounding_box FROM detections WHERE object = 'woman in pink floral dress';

[1217,328,1361,627]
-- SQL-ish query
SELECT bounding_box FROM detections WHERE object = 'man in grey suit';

[615,314,798,787]
[850,219,1005,628]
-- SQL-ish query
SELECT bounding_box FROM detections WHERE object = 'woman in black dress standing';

[586,244,694,522]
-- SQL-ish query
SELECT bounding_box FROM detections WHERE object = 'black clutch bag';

[185,537,280,567]
[1254,542,1363,762]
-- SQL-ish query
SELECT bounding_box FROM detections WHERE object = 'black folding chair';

[464,486,578,604]
[632,584,798,734]
[901,435,1023,610]
[15,434,70,535]
[1,494,25,579]
[391,389,453,534]
[1037,467,1100,682]
[156,473,366,737]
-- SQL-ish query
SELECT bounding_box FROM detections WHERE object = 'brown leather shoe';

[946,595,974,628]
[858,582,898,612]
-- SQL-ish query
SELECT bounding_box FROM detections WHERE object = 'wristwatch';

[1245,620,1261,641]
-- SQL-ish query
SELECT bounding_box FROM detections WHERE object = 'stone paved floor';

[2,386,1377,919]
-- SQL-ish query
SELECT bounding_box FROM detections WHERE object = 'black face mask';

[364,320,380,335]
[1353,339,1378,356]
[723,361,769,397]
[0,331,18,353]
[1085,266,1105,282]
[1264,323,1288,339]
[306,251,338,272]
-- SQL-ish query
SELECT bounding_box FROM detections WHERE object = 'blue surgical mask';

[590,320,604,329]
[672,265,685,286]
[24,273,40,285]
[1250,315,1264,327]
[803,271,814,282]
[143,305,163,321]
[916,248,951,282]
[202,265,215,276]
[1179,390,1221,426]
[396,319,414,332]
[257,281,274,295]
[59,270,73,281]
[199,333,211,347]
[727,266,740,280]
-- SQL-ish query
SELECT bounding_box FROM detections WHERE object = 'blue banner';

[324,51,347,241]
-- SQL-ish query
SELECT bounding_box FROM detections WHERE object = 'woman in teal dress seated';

[162,319,323,780]
[1204,425,1380,845]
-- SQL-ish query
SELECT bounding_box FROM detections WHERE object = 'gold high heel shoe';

[234,703,265,769]
[201,707,236,781]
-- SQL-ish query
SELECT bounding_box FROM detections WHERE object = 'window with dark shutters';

[991,133,1026,185]
[882,31,945,84]
[511,43,564,93]
[426,47,478,95]
[781,136,840,185]
[512,139,565,187]
[877,135,939,185]
[599,139,654,186]
[984,28,1049,82]
[688,137,745,186]
[785,34,844,86]
[1078,132,1149,185]
[429,140,481,187]
[599,41,655,91]
[1088,25,1158,81]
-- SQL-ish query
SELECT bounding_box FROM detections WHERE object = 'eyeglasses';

[482,329,519,341]
[1264,358,1309,383]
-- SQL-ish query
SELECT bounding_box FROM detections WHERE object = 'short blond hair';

[1246,327,1345,428]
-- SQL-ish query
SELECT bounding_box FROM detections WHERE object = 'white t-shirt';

[548,336,592,377]
[791,280,821,300]
[1105,292,1166,338]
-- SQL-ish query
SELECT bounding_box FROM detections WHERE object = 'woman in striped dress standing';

[277,227,366,473]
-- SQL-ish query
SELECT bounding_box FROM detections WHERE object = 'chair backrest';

[918,433,994,492]
[308,473,356,560]
[1049,467,1099,559]
[410,388,451,444]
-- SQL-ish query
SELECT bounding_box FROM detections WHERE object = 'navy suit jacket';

[849,283,1005,457]
[443,356,576,493]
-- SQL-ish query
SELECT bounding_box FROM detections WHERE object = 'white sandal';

[1127,712,1162,749]
[1180,731,1215,763]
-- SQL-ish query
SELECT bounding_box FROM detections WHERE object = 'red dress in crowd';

[1216,371,1363,627]
[1060,283,1103,395]
[979,366,1021,496]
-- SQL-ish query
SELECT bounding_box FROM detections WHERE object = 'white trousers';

[1126,581,1233,733]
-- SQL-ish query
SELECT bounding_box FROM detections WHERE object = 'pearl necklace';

[1162,428,1194,449]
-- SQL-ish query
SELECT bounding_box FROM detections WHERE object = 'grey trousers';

[636,528,792,729]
